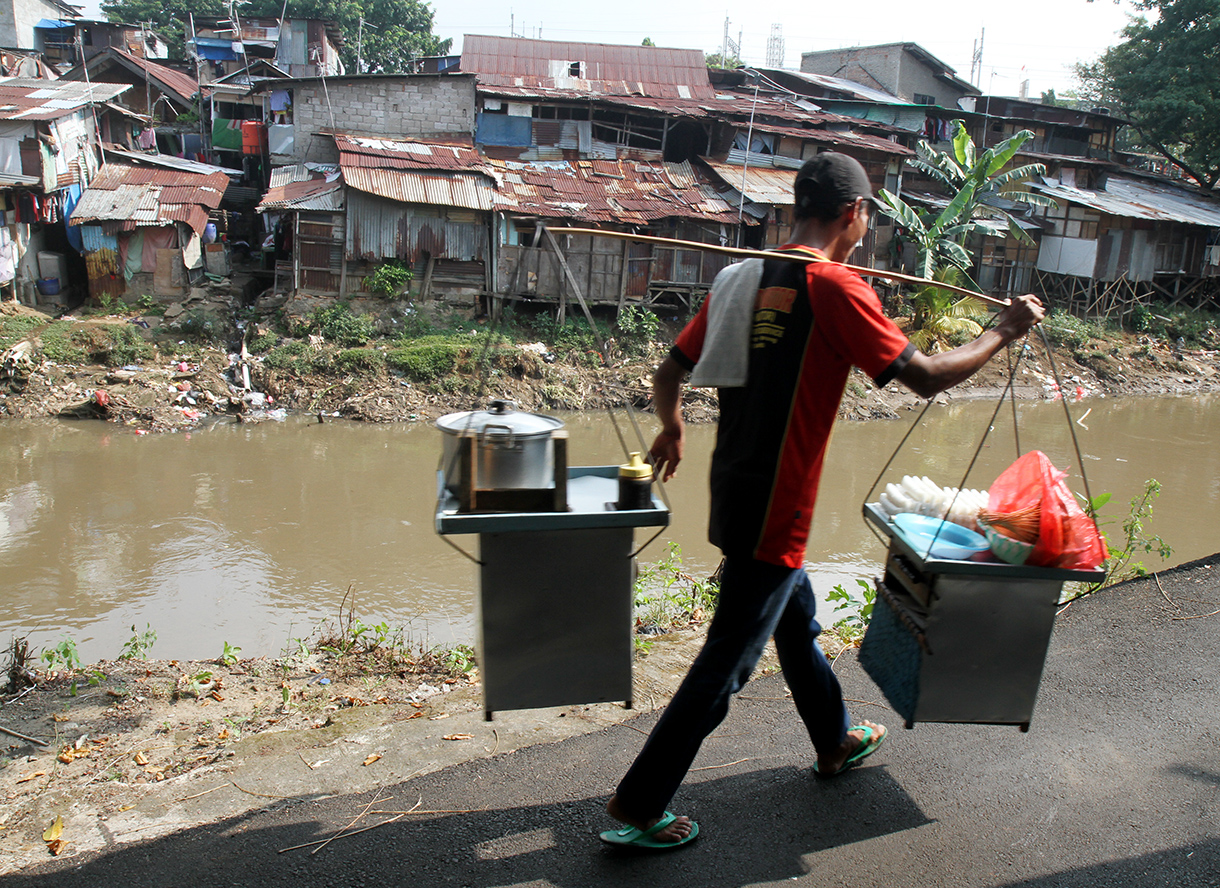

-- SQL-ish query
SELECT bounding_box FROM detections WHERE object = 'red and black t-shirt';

[672,246,914,568]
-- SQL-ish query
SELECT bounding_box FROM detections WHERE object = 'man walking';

[601,152,1045,849]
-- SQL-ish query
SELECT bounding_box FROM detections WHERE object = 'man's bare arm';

[896,294,1046,398]
[649,355,688,481]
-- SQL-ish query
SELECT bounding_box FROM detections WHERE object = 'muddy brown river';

[2,394,1216,662]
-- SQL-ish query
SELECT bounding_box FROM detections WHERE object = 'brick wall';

[282,74,477,164]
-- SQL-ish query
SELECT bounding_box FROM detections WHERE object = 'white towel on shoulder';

[689,259,763,388]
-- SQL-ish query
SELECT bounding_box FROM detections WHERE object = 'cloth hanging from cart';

[689,258,763,388]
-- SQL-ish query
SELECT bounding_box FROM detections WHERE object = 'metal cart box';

[858,503,1104,730]
[437,466,668,719]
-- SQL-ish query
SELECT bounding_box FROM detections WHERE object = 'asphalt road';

[9,555,1220,888]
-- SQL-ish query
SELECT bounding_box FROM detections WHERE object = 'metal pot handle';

[479,423,517,449]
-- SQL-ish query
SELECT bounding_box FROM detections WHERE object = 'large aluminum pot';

[436,400,564,494]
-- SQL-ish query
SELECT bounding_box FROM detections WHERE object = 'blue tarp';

[34,18,75,29]
[192,37,240,61]
[475,113,532,149]
[63,183,83,252]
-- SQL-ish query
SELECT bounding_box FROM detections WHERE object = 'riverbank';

[0,610,798,872]
[3,299,1219,432]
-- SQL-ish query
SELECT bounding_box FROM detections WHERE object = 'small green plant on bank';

[615,304,660,355]
[1065,478,1172,602]
[367,261,414,298]
[311,304,375,347]
[40,637,81,673]
[1041,310,1112,352]
[118,624,157,660]
[219,641,242,666]
[442,643,477,676]
[827,579,877,644]
[633,543,720,648]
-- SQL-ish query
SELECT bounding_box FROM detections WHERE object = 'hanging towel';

[689,259,764,388]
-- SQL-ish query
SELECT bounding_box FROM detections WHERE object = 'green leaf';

[928,181,977,237]
[877,189,927,234]
[951,120,975,169]
[984,130,1035,176]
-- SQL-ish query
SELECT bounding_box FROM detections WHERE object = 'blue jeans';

[615,557,852,821]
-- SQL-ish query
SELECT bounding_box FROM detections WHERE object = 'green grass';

[0,315,46,349]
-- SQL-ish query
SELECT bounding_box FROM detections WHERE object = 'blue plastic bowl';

[892,513,990,561]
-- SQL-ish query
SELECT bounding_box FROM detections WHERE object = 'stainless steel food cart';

[436,466,668,719]
[858,503,1105,731]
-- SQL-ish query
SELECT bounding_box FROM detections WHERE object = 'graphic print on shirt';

[751,286,798,348]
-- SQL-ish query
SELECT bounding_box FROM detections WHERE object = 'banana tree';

[875,120,1056,347]
[910,121,1057,245]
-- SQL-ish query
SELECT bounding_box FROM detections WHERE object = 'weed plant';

[1065,478,1173,601]
[826,578,877,644]
[118,624,157,660]
[633,543,720,648]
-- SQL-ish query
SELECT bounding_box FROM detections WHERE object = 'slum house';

[250,72,478,168]
[254,161,343,295]
[68,150,234,301]
[0,76,129,307]
[241,72,478,299]
[61,47,200,131]
[0,0,78,50]
[460,35,913,305]
[33,17,167,70]
[189,17,342,170]
[799,42,980,113]
[326,134,492,301]
[1028,172,1220,317]
[189,16,342,86]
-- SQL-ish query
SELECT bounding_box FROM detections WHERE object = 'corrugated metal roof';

[753,67,905,104]
[461,35,714,100]
[112,49,203,103]
[486,157,742,224]
[343,168,495,211]
[258,177,345,212]
[334,134,487,172]
[1034,175,1220,228]
[70,161,227,234]
[701,160,798,206]
[744,122,914,157]
[104,148,241,177]
[0,77,130,120]
[268,163,339,188]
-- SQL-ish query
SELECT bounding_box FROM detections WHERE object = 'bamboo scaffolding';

[549,227,1012,309]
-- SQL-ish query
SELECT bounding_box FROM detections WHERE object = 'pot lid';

[435,399,564,436]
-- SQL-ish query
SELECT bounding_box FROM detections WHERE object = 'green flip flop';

[813,723,887,778]
[599,811,700,850]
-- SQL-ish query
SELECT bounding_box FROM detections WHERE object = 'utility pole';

[970,27,985,86]
[357,16,364,73]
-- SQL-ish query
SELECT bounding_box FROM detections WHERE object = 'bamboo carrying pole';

[551,227,1012,309]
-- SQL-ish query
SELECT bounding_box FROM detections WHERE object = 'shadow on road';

[8,761,927,888]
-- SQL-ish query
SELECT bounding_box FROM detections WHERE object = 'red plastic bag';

[987,450,1108,570]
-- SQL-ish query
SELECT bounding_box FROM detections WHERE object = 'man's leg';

[772,570,851,754]
[611,558,804,825]
[773,572,885,773]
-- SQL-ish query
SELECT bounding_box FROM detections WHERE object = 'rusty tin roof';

[0,77,130,120]
[461,35,714,100]
[71,162,228,234]
[488,157,744,224]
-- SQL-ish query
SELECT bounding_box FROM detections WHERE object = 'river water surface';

[2,394,1216,661]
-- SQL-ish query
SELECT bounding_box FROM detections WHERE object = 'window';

[914,93,936,106]
[568,61,585,78]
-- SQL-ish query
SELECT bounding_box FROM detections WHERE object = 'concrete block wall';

[286,74,477,164]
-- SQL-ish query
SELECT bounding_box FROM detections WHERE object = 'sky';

[432,0,1140,98]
